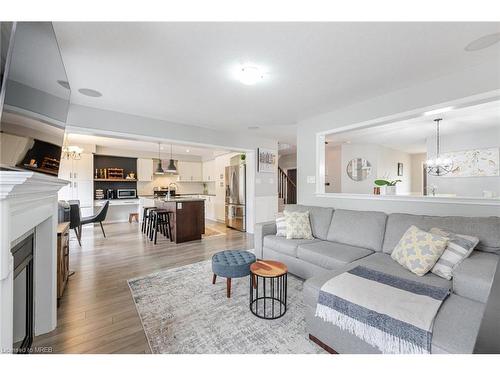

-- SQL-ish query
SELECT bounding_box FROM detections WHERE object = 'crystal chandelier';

[426,118,453,176]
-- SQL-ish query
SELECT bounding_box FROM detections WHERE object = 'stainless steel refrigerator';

[225,164,246,232]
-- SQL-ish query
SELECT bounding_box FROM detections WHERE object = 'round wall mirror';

[346,158,372,181]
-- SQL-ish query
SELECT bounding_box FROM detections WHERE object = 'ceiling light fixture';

[165,144,177,173]
[186,149,190,153]
[248,126,260,130]
[423,106,454,116]
[154,143,165,175]
[62,145,83,160]
[465,32,500,51]
[57,80,70,90]
[236,64,265,85]
[426,118,453,176]
[78,88,102,97]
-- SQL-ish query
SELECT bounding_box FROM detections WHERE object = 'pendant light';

[154,143,165,175]
[165,144,177,173]
[426,118,453,176]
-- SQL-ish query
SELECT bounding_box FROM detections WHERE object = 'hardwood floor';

[33,220,253,354]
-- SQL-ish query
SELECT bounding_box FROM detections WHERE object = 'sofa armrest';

[453,252,499,304]
[254,221,277,259]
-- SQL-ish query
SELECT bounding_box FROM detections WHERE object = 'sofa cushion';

[326,209,387,252]
[431,294,485,354]
[391,225,449,276]
[452,251,499,303]
[284,210,313,239]
[263,235,319,258]
[303,252,451,308]
[297,241,373,271]
[382,213,500,254]
[284,204,334,240]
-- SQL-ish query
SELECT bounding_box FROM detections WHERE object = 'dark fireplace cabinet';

[11,234,34,354]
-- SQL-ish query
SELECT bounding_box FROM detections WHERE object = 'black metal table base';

[249,272,287,319]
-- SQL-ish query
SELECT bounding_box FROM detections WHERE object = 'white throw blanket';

[315,266,450,354]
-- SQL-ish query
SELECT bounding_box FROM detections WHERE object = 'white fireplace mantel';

[0,169,68,353]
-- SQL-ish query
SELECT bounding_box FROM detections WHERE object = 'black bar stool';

[151,209,173,244]
[141,206,157,234]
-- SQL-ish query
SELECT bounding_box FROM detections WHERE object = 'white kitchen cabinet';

[58,153,94,211]
[202,160,216,181]
[202,195,216,221]
[137,158,154,181]
[177,161,202,181]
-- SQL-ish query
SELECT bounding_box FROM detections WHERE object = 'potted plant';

[374,179,402,195]
[240,154,246,164]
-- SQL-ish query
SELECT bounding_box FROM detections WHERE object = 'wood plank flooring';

[33,220,253,354]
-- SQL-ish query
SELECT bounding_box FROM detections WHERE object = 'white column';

[0,199,14,353]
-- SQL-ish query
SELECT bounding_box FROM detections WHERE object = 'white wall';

[426,126,500,198]
[410,153,427,194]
[278,153,297,171]
[377,146,411,195]
[296,60,500,217]
[326,143,411,195]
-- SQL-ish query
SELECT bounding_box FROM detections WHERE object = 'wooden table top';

[57,222,70,234]
[250,260,288,277]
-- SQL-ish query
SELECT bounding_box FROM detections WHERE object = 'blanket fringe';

[315,304,429,354]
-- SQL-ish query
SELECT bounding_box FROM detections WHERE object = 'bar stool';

[151,209,173,244]
[141,206,156,235]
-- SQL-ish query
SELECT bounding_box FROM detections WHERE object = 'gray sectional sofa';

[254,204,500,354]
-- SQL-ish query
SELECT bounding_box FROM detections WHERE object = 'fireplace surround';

[0,169,67,353]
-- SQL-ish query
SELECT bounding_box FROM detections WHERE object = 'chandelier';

[426,118,453,176]
[62,145,83,160]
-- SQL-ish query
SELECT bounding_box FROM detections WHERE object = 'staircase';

[278,167,296,212]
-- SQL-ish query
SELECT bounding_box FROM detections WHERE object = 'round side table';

[249,260,288,319]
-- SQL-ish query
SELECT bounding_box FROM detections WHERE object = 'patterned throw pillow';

[276,214,287,237]
[430,228,479,280]
[391,225,449,276]
[284,210,313,240]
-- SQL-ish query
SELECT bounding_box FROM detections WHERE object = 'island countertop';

[154,199,205,243]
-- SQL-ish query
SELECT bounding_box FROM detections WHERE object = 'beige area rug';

[202,227,226,238]
[127,260,325,354]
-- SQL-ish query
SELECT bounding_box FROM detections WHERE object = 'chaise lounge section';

[255,205,500,354]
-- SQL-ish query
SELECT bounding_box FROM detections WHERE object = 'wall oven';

[117,189,137,199]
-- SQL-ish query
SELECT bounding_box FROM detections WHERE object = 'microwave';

[117,189,137,199]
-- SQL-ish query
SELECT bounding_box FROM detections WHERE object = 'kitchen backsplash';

[137,175,216,196]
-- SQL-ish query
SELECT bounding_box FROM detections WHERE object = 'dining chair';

[81,200,110,238]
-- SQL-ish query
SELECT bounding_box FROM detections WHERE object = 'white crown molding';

[0,170,68,201]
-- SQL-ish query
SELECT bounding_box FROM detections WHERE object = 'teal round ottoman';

[212,250,256,298]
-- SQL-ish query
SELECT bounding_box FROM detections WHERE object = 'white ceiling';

[66,132,230,159]
[53,22,500,144]
[326,100,500,153]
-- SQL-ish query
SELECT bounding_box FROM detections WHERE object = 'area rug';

[127,259,324,354]
[202,227,225,238]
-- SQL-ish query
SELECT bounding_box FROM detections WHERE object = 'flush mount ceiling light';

[248,126,260,130]
[424,106,454,116]
[78,88,102,97]
[236,64,265,85]
[57,80,70,90]
[465,32,500,51]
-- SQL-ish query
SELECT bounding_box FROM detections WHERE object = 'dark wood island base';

[155,199,205,243]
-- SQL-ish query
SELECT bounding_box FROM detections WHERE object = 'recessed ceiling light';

[186,149,190,153]
[78,88,102,97]
[235,64,265,85]
[465,32,500,51]
[57,80,70,89]
[423,106,454,116]
[248,126,260,130]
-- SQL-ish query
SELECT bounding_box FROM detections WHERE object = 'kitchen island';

[154,198,205,243]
